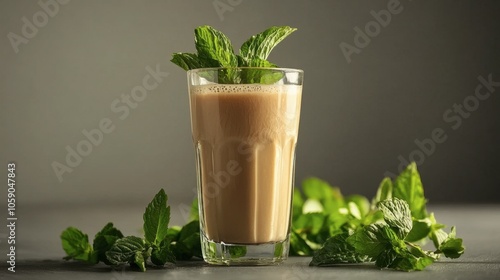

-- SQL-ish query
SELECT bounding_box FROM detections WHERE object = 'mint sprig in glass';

[171,25,296,84]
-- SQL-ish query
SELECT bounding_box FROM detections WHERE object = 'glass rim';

[187,67,304,74]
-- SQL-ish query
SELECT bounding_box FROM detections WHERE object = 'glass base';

[201,233,290,266]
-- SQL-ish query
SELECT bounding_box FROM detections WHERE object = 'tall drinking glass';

[187,67,303,265]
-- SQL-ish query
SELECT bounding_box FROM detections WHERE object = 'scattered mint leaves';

[106,236,147,269]
[61,162,465,273]
[61,227,97,264]
[143,189,170,246]
[377,198,412,239]
[190,198,199,221]
[93,223,124,265]
[194,25,238,68]
[151,238,176,266]
[393,162,427,219]
[170,220,202,260]
[372,177,392,207]
[239,26,297,61]
[170,53,204,71]
[171,25,297,84]
[437,227,465,259]
[61,189,181,272]
[404,218,432,242]
[311,198,437,272]
[346,223,392,259]
[310,233,371,266]
[305,163,465,271]
[290,230,314,256]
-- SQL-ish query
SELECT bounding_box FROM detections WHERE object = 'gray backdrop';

[1,0,499,206]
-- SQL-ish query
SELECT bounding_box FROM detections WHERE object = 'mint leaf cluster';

[61,189,201,272]
[61,163,465,273]
[303,163,465,271]
[171,25,296,84]
[346,199,436,271]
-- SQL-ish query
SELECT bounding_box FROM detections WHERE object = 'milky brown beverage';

[190,84,302,244]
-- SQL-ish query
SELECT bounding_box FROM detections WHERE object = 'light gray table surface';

[1,203,499,280]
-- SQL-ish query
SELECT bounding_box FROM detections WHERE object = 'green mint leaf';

[92,222,124,265]
[171,26,298,84]
[236,54,248,66]
[310,233,371,266]
[151,238,176,266]
[347,201,362,220]
[347,223,391,258]
[237,55,278,68]
[375,249,398,268]
[134,251,147,272]
[292,188,304,219]
[195,25,237,68]
[374,238,435,271]
[228,246,247,258]
[302,177,345,213]
[430,228,448,249]
[438,227,465,259]
[372,177,393,207]
[360,210,384,226]
[143,189,170,246]
[166,226,181,241]
[345,194,370,219]
[377,198,413,239]
[407,242,439,260]
[302,199,324,213]
[259,70,282,83]
[171,220,202,260]
[388,251,435,272]
[289,230,314,256]
[302,177,334,200]
[190,198,199,221]
[193,26,239,84]
[405,218,432,242]
[393,162,427,219]
[170,53,204,71]
[246,58,277,67]
[293,213,326,235]
[428,213,448,249]
[240,26,297,61]
[274,242,284,258]
[439,238,464,259]
[238,62,284,84]
[61,227,97,264]
[106,236,146,266]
